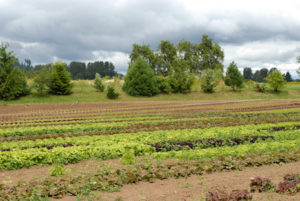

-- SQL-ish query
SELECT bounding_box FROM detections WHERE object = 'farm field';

[1,99,300,200]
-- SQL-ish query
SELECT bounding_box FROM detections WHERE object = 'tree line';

[243,67,293,82]
[16,59,119,80]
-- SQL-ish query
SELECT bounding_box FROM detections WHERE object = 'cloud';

[0,0,299,76]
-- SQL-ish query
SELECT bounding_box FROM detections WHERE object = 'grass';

[4,80,300,104]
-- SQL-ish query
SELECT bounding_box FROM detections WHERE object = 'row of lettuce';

[1,112,300,137]
[0,122,299,170]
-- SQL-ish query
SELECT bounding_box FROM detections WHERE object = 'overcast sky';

[1,0,300,77]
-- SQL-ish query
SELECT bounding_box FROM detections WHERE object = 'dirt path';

[56,161,300,201]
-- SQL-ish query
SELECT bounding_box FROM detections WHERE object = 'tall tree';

[0,43,29,100]
[129,44,155,69]
[157,40,177,76]
[197,35,224,72]
[224,61,243,91]
[69,61,86,80]
[284,71,293,82]
[168,57,194,93]
[243,67,253,80]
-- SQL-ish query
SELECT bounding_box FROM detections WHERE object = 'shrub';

[255,83,266,93]
[265,70,286,92]
[93,73,105,92]
[224,61,243,91]
[123,57,159,96]
[201,69,218,93]
[48,62,73,95]
[156,76,171,93]
[33,67,51,95]
[0,44,30,100]
[106,85,119,99]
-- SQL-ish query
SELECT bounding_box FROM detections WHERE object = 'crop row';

[0,122,298,150]
[1,112,299,138]
[0,122,299,169]
[1,148,300,200]
[1,114,299,143]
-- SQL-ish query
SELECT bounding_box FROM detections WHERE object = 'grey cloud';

[0,0,299,75]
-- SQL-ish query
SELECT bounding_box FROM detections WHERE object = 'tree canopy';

[0,43,29,100]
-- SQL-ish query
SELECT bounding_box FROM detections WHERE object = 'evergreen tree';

[224,61,243,91]
[284,71,293,82]
[0,43,29,100]
[243,67,253,80]
[93,73,105,92]
[48,62,73,95]
[123,57,159,96]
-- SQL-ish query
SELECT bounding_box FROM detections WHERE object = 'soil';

[2,158,300,200]
[57,161,300,201]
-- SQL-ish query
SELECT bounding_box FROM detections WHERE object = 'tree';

[224,61,243,91]
[48,62,73,95]
[265,70,286,92]
[129,44,155,69]
[201,69,219,93]
[33,67,51,95]
[243,67,253,80]
[93,73,105,92]
[0,43,29,100]
[168,58,195,93]
[69,61,86,80]
[269,67,278,74]
[157,40,177,76]
[197,35,224,73]
[123,57,159,96]
[284,72,292,82]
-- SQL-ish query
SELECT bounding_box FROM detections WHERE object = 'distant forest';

[14,59,121,80]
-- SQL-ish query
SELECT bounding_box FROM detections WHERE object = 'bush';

[123,57,159,96]
[265,70,286,92]
[156,76,171,93]
[0,44,30,100]
[33,67,51,95]
[106,85,119,99]
[255,83,266,93]
[201,69,219,93]
[48,62,73,95]
[93,73,105,92]
[224,61,243,91]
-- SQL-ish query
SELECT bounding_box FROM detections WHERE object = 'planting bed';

[0,99,300,200]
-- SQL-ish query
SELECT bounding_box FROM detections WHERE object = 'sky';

[0,0,300,77]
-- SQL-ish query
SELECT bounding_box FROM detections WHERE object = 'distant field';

[1,79,300,104]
